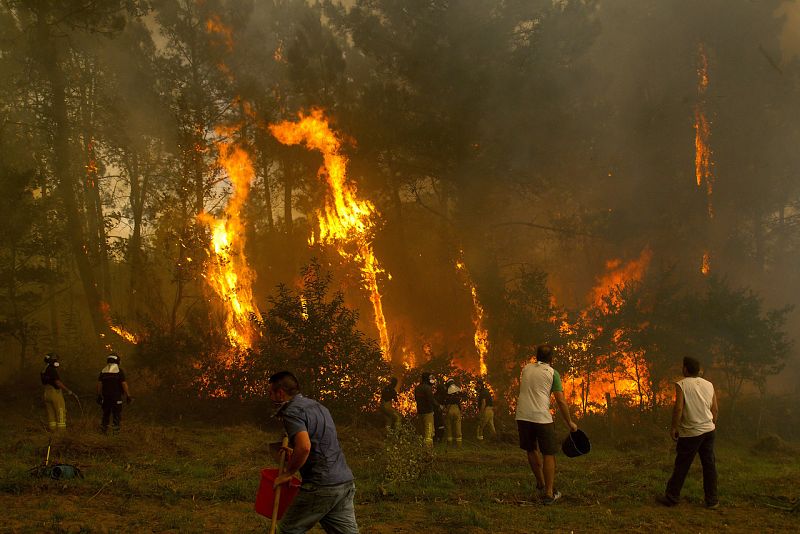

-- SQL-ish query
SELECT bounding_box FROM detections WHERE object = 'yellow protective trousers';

[477,406,496,440]
[420,412,434,446]
[381,401,401,430]
[43,387,66,431]
[445,405,462,445]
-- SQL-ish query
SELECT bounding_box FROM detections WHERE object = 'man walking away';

[476,379,497,441]
[414,372,439,447]
[380,377,401,431]
[660,356,719,509]
[41,353,76,432]
[515,345,578,504]
[270,371,359,534]
[97,352,132,434]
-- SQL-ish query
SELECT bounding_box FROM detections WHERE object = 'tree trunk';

[125,151,147,318]
[46,256,60,351]
[256,131,275,233]
[753,208,765,273]
[283,159,293,235]
[35,12,108,342]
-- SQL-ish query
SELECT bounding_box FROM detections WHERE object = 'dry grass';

[1,408,798,533]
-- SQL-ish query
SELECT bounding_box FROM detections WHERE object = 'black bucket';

[562,429,591,458]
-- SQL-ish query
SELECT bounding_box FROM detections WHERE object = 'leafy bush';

[380,422,434,488]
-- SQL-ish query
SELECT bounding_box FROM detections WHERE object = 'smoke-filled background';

[1,0,799,427]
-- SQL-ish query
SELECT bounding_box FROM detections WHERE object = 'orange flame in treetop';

[694,43,714,274]
[590,247,653,311]
[198,137,259,351]
[268,109,391,361]
[562,248,654,412]
[455,252,489,376]
[694,43,714,218]
[205,15,234,52]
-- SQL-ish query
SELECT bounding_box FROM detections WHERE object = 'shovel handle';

[269,435,289,534]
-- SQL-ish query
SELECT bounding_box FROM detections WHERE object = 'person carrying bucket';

[269,371,359,534]
[515,345,578,505]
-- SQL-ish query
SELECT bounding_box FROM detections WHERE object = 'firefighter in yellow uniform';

[380,377,401,430]
[40,353,76,432]
[444,378,466,447]
[476,379,497,441]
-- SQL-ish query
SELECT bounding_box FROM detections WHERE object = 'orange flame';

[590,248,652,311]
[564,248,654,411]
[695,43,715,275]
[694,43,714,218]
[269,110,391,361]
[205,15,234,52]
[701,251,711,275]
[198,138,259,351]
[99,301,138,344]
[455,253,489,376]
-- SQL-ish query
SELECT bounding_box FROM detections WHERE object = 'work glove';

[96,395,103,406]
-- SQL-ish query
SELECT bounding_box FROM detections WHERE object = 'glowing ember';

[300,294,309,321]
[701,251,711,275]
[394,388,417,416]
[269,109,391,362]
[455,252,489,376]
[198,138,259,351]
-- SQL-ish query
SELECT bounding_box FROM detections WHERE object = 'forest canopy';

[0,0,798,412]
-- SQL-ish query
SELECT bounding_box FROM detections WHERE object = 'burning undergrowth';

[182,259,388,414]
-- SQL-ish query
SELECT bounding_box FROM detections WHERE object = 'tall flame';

[455,252,489,376]
[695,43,714,274]
[198,138,259,351]
[269,110,391,361]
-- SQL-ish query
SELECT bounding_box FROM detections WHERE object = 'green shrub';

[380,423,434,487]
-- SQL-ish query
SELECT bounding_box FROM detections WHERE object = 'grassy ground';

[1,407,798,533]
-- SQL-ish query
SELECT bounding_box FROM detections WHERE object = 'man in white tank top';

[659,357,719,508]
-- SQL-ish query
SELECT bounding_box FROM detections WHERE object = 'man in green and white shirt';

[516,345,578,504]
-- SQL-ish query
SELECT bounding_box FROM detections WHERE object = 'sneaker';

[542,491,562,505]
[706,501,719,509]
[656,495,678,507]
